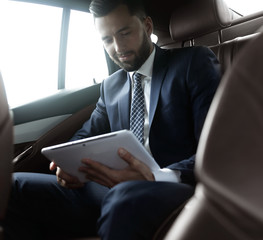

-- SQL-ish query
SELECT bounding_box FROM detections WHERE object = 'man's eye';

[103,38,113,45]
[121,31,131,36]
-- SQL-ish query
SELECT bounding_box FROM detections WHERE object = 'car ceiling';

[12,0,186,35]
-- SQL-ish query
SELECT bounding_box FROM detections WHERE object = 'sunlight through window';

[225,0,263,16]
[65,10,108,88]
[0,0,108,107]
[0,0,62,107]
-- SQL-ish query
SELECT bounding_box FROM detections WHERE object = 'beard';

[111,33,152,72]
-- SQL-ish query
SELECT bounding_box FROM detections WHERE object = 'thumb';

[49,161,57,171]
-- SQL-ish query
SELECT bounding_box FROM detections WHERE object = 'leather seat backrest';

[196,32,263,223]
[210,33,259,73]
[165,31,263,240]
[0,72,13,220]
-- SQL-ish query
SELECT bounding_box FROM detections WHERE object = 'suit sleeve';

[70,81,111,141]
[167,47,221,185]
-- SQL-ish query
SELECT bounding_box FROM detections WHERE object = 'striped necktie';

[130,72,145,144]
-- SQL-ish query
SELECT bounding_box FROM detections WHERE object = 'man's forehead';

[94,5,139,37]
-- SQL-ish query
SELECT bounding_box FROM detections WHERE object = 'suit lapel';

[149,46,169,128]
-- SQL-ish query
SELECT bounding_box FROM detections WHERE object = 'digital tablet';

[41,130,160,182]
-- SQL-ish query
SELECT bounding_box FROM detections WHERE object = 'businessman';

[3,0,221,239]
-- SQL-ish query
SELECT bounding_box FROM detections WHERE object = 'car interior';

[1,0,263,239]
[0,72,13,240]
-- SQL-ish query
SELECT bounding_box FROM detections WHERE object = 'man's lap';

[98,180,194,240]
[4,173,194,239]
[4,172,109,239]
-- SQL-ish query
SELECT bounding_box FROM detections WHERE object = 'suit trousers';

[3,173,194,240]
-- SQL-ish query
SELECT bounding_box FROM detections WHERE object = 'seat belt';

[13,104,96,173]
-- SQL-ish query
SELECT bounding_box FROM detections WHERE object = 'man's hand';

[49,161,84,189]
[79,148,155,188]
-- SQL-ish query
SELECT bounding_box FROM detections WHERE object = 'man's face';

[95,4,154,72]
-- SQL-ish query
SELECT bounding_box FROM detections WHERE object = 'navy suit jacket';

[71,45,221,185]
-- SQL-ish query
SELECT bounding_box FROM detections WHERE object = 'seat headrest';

[170,0,233,42]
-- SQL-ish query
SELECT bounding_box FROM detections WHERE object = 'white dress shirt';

[129,47,181,183]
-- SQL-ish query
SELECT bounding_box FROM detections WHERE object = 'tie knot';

[133,72,142,83]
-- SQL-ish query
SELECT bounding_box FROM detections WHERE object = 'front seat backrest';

[0,71,13,220]
[165,32,263,240]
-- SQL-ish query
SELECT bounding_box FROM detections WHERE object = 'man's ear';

[144,16,153,37]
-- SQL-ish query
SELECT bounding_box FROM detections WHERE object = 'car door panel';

[12,83,100,173]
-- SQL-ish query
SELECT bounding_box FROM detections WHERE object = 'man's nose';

[113,37,124,53]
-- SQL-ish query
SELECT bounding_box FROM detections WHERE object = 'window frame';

[58,7,70,89]
[8,0,112,91]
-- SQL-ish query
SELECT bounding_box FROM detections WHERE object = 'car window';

[225,0,263,16]
[0,0,108,107]
[65,10,108,89]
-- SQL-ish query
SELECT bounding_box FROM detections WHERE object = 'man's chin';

[122,65,138,72]
[115,60,137,72]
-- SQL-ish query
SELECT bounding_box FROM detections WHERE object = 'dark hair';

[89,0,146,20]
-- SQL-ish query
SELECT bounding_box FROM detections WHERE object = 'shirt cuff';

[153,168,181,183]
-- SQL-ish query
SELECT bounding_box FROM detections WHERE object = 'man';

[3,0,221,239]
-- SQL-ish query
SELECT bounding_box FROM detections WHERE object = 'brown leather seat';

[167,0,259,76]
[210,33,259,73]
[165,32,263,240]
[152,1,234,239]
[152,1,235,239]
[169,0,233,43]
[0,72,13,239]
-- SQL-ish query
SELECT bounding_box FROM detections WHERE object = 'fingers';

[56,167,84,189]
[118,148,155,181]
[118,148,138,165]
[50,161,84,189]
[78,149,155,187]
[80,159,115,188]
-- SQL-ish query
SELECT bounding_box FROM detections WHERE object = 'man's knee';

[99,180,194,229]
[101,181,141,216]
[11,172,57,197]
